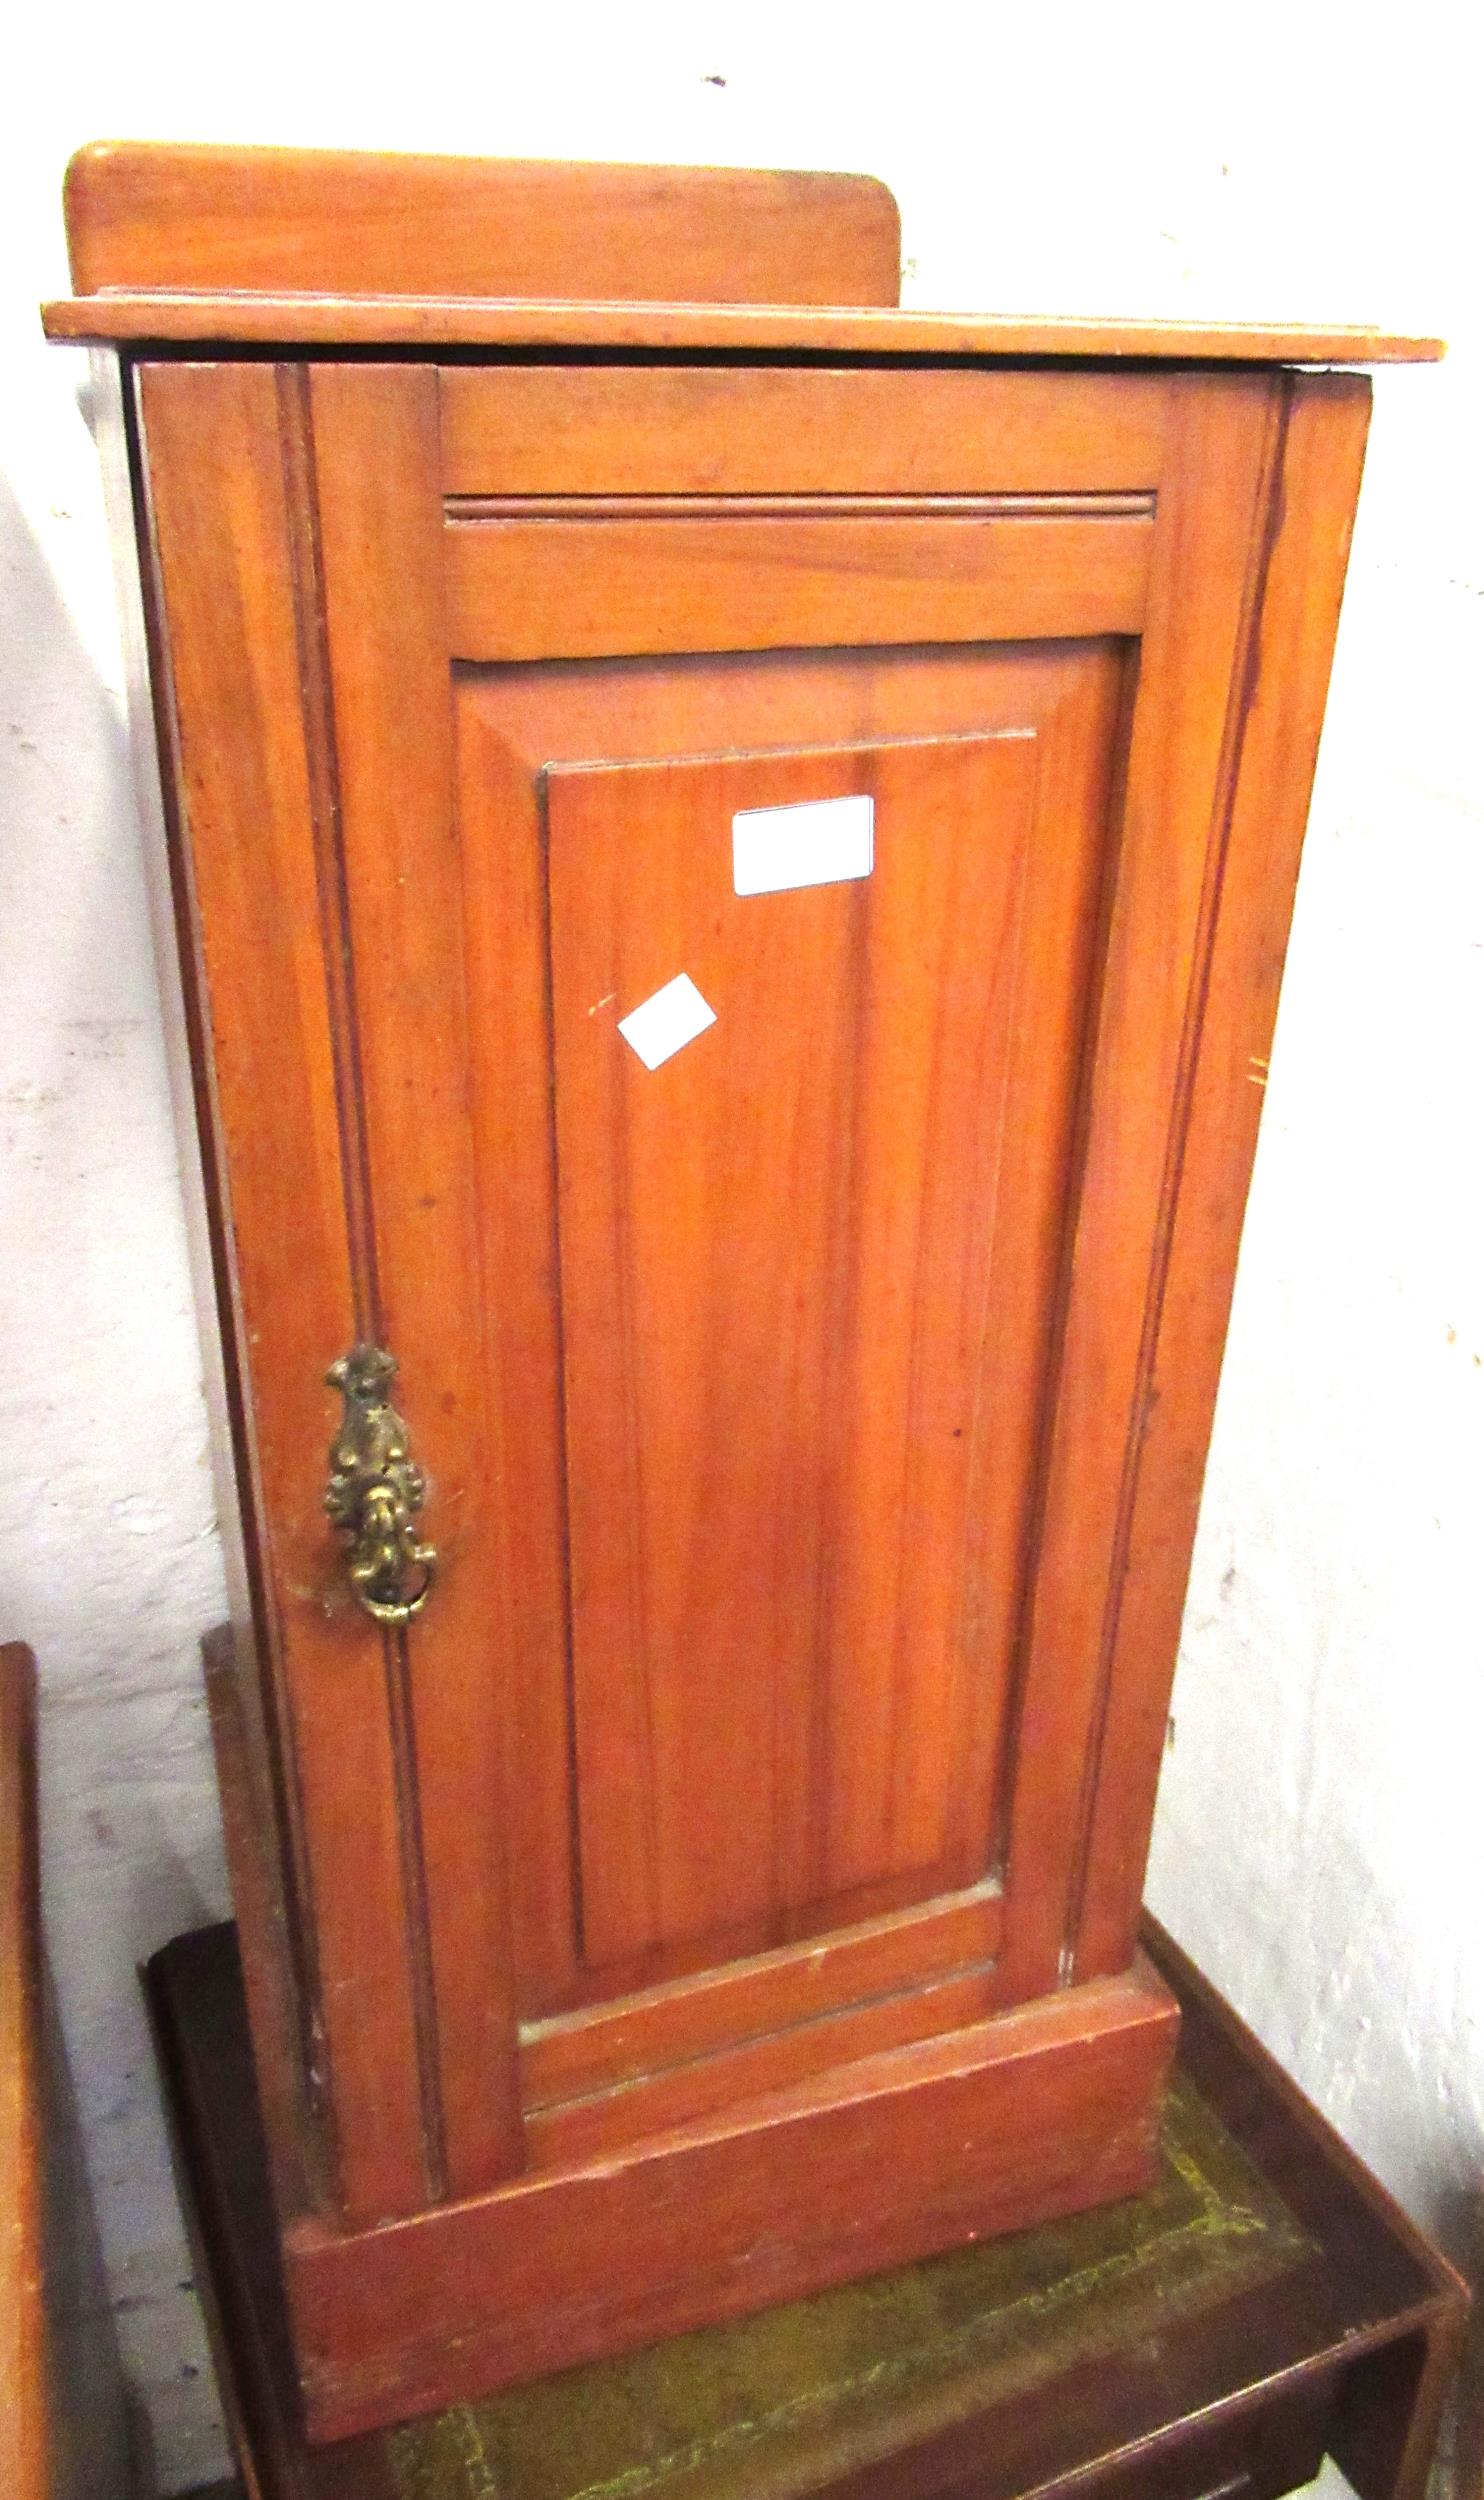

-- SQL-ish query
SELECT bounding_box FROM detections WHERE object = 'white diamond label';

[617,973,718,1071]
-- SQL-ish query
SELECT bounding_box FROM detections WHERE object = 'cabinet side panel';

[1074,374,1374,1975]
[94,350,319,2215]
[198,1624,316,2219]
[136,360,432,2224]
[998,373,1285,2001]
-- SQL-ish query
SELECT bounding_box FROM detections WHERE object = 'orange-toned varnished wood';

[284,1957,1177,2440]
[120,337,1379,2434]
[44,290,1442,361]
[436,367,1175,495]
[198,1627,313,2219]
[74,347,336,2251]
[524,1964,1012,2170]
[544,729,1087,1966]
[995,371,1281,2006]
[88,351,330,2225]
[302,365,526,2199]
[63,143,902,308]
[2,1640,143,2498]
[518,1880,1003,2106]
[1072,372,1376,1980]
[452,633,1125,2023]
[137,361,434,2229]
[65,141,1432,2446]
[0,1645,43,2500]
[147,1902,1471,2500]
[442,507,1153,659]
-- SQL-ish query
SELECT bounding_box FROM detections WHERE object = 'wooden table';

[147,1915,1464,2500]
[3,1644,136,2500]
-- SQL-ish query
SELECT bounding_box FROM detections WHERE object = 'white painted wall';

[1,5,1477,2492]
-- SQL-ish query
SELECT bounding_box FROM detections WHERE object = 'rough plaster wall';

[0,5,1477,2492]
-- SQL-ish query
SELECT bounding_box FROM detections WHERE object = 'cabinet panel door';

[549,732,1039,1966]
[138,357,1283,2223]
[456,639,1124,2044]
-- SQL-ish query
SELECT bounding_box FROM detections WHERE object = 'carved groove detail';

[277,364,450,2203]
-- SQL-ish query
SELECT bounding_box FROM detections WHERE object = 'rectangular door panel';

[455,639,1127,2014]
[548,733,1037,1966]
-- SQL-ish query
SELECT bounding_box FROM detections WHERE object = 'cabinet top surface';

[43,292,1443,363]
[46,142,1441,364]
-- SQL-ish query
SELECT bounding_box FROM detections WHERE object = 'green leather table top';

[381,2073,1310,2500]
[152,1918,1460,2500]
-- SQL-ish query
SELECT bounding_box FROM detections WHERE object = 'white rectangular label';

[732,793,874,898]
[617,972,717,1071]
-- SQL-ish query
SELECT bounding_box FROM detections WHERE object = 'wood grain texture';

[283,1958,1176,2440]
[42,290,1444,360]
[94,345,325,2221]
[437,367,1175,497]
[305,365,524,2199]
[444,508,1152,659]
[144,1900,1459,2490]
[544,727,1090,1966]
[1145,1915,1470,2500]
[63,143,901,307]
[1072,375,1377,1979]
[137,361,430,2226]
[526,1964,1009,2169]
[200,1624,316,2229]
[146,1911,1469,2500]
[0,1645,43,2500]
[994,372,1284,2006]
[551,734,1030,1961]
[453,636,1122,2017]
[104,313,1420,2437]
[519,1882,1003,2105]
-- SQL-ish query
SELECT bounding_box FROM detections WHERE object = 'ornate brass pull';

[324,1345,436,1626]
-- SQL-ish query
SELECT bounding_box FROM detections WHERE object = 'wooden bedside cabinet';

[46,141,1441,2443]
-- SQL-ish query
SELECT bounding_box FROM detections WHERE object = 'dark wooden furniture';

[48,142,1442,2440]
[148,1909,1467,2500]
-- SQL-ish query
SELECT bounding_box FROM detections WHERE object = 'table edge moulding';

[46,139,1444,2443]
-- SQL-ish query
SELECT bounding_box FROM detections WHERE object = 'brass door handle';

[324,1345,436,1626]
